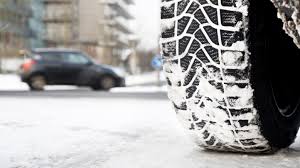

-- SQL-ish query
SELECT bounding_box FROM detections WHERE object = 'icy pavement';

[1,97,300,168]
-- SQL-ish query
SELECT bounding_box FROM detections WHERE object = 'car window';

[38,52,63,62]
[61,52,90,64]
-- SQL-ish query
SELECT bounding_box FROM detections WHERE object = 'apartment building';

[43,0,79,47]
[79,0,135,65]
[43,0,135,66]
[0,0,32,57]
[29,0,45,48]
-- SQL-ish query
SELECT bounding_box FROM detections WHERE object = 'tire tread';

[160,0,272,152]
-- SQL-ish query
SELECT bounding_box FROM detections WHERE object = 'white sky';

[131,0,160,51]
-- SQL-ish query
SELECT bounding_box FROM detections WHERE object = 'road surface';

[0,91,300,168]
[0,90,167,99]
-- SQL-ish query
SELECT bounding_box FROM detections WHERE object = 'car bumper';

[19,70,30,83]
[117,78,126,87]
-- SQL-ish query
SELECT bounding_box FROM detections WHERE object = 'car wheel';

[100,76,116,90]
[160,0,300,153]
[29,75,46,91]
[92,76,116,91]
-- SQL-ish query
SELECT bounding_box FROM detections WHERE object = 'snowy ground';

[0,75,78,91]
[1,74,300,168]
[0,73,166,92]
[125,71,166,86]
[1,97,300,168]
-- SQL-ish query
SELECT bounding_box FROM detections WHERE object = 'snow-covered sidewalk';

[1,97,300,168]
[0,74,78,91]
[0,73,166,92]
[125,71,166,86]
[0,74,29,91]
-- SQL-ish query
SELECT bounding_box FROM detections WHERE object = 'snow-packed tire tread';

[160,0,271,153]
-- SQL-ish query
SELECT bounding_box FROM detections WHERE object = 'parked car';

[19,48,126,91]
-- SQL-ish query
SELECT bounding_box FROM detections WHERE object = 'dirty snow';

[0,98,300,167]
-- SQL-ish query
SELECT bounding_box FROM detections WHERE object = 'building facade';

[95,0,135,65]
[0,0,138,72]
[78,0,135,66]
[29,0,45,49]
[0,0,32,57]
[77,0,100,59]
[43,0,79,47]
[43,0,135,66]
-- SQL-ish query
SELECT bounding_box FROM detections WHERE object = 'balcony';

[124,0,134,5]
[106,19,132,34]
[98,40,117,47]
[102,0,135,5]
[98,33,126,47]
[0,2,32,17]
[43,34,74,43]
[43,0,72,4]
[115,21,132,34]
[43,14,74,22]
[103,0,134,19]
[115,32,130,47]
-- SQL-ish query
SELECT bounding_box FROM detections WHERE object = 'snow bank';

[0,74,29,91]
[0,58,23,73]
[111,85,167,93]
[125,71,166,86]
[0,74,78,91]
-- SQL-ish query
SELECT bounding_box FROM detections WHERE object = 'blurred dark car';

[19,48,126,91]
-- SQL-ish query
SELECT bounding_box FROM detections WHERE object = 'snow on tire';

[160,0,272,153]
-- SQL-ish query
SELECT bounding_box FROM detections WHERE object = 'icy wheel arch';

[271,0,300,48]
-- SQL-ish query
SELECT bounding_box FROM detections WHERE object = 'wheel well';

[89,74,114,85]
[99,74,118,84]
[29,72,48,83]
[249,0,300,148]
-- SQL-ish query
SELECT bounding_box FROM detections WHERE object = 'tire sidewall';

[29,75,46,91]
[92,76,115,91]
[250,0,300,148]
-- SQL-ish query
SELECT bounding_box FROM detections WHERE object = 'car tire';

[160,0,300,153]
[91,76,116,91]
[28,75,46,91]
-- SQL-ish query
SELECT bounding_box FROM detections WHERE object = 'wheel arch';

[28,72,49,84]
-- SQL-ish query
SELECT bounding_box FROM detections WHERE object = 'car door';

[39,52,65,84]
[60,52,91,85]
